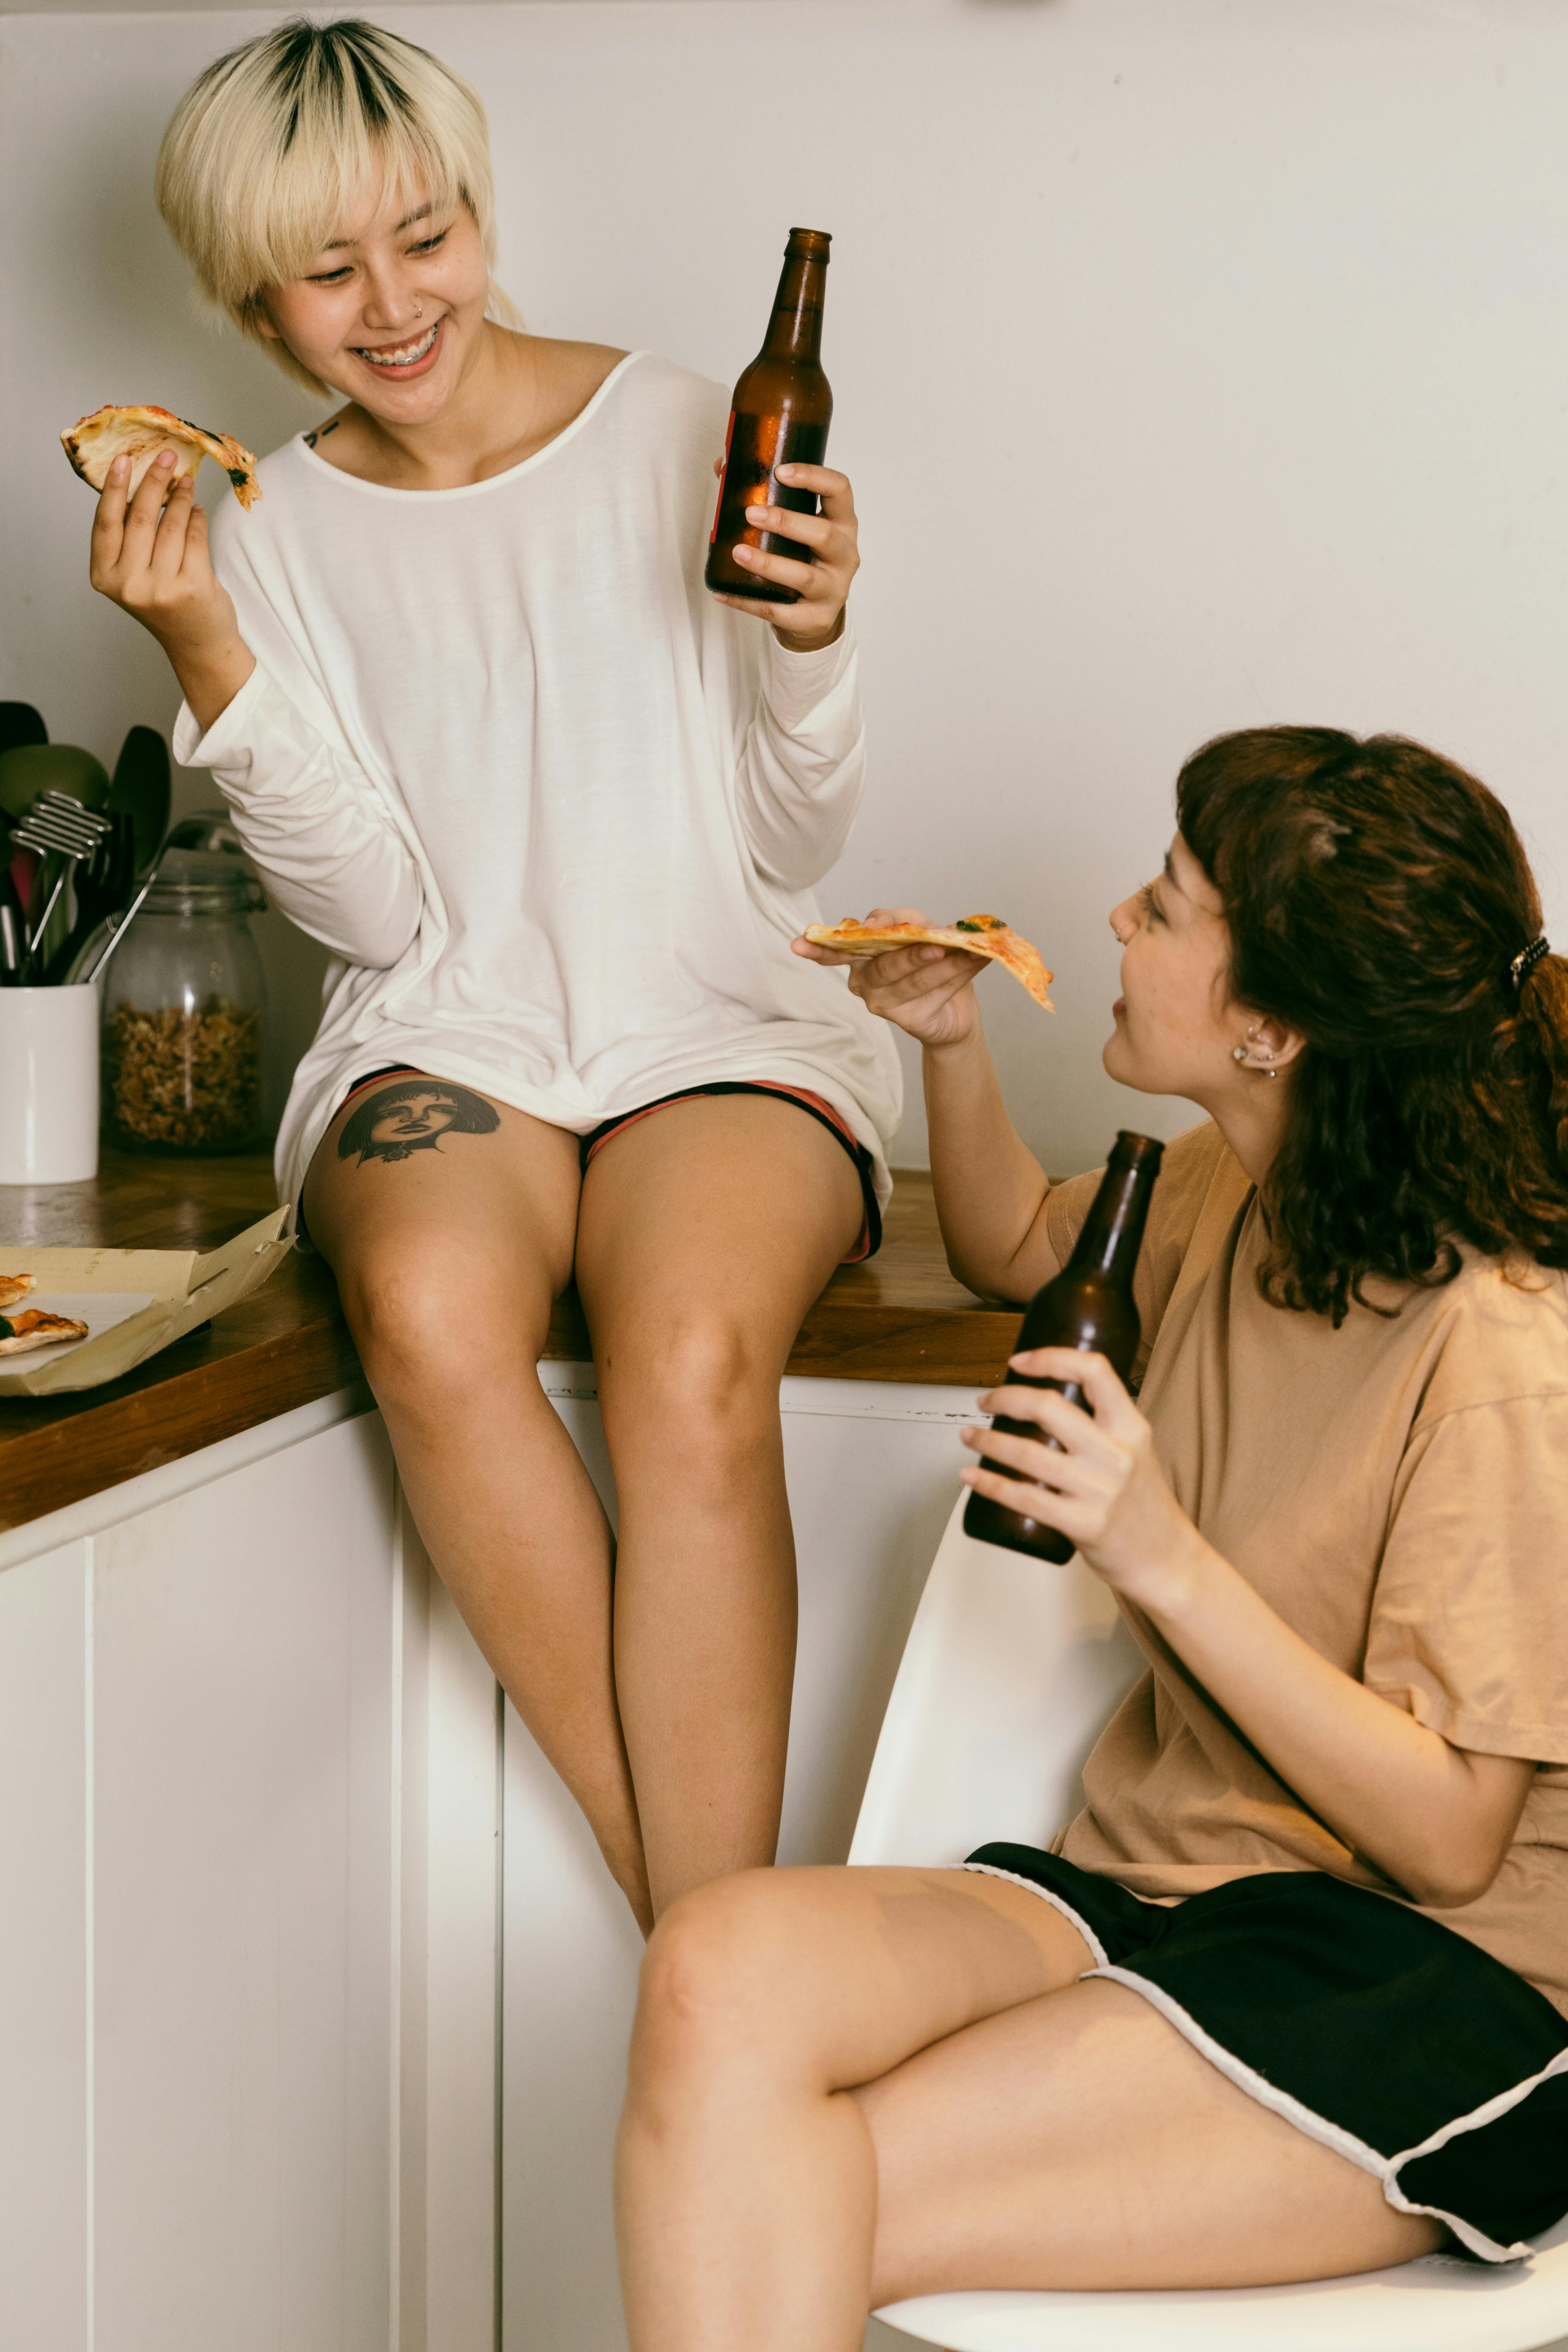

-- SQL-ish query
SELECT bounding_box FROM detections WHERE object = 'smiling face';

[258,182,492,418]
[1102,829,1309,1181]
[368,1090,459,1149]
[1104,833,1246,1098]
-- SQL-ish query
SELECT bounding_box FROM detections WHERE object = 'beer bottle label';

[710,412,736,544]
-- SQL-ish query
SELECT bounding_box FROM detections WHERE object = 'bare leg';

[616,1866,1441,2352]
[575,1094,862,1917]
[304,1078,651,1928]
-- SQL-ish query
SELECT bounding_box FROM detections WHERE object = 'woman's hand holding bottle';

[89,451,256,730]
[962,1347,1206,1606]
[708,454,861,652]
[721,463,861,650]
[792,907,989,1050]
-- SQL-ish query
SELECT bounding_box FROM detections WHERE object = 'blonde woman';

[88,18,898,1933]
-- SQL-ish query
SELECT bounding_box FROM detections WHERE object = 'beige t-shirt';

[1040,1121,1568,2016]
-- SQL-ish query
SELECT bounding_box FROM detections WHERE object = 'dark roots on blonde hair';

[1175,726,1568,1324]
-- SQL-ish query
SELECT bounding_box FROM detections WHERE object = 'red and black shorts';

[315,1069,881,1263]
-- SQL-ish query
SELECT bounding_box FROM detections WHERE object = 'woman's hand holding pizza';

[961,1348,1210,1609]
[793,907,989,1049]
[90,451,255,728]
[709,458,860,651]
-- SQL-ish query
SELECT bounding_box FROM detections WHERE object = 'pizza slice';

[803,913,1054,1009]
[0,1307,89,1357]
[0,1273,35,1312]
[61,405,261,510]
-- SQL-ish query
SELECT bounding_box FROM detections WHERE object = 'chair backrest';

[849,1493,1145,1869]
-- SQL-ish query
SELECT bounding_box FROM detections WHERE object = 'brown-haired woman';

[613,728,1568,2344]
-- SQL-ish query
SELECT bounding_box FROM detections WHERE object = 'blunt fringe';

[1175,727,1568,1325]
[155,17,517,397]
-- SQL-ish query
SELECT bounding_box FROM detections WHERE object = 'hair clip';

[1509,936,1550,990]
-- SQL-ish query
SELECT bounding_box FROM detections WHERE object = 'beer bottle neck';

[761,250,827,364]
[1065,1140,1164,1280]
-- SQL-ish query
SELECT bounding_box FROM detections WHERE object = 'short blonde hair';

[156,17,515,396]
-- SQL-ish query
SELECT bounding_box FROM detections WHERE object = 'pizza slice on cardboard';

[61,406,260,509]
[0,1273,35,1312]
[0,1307,90,1357]
[803,913,1053,1009]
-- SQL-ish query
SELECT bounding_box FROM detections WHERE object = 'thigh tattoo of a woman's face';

[337,1079,501,1166]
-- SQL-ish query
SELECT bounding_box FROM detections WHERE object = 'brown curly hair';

[1175,726,1568,1325]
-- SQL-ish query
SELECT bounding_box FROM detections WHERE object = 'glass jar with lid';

[100,830,269,1155]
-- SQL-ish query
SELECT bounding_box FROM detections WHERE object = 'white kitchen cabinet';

[0,1366,975,2352]
[91,1414,398,2352]
[0,1535,91,2352]
[0,1396,502,2352]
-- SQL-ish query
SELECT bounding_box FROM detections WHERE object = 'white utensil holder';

[0,985,100,1184]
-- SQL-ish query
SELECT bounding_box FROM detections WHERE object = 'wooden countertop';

[0,1151,1021,1535]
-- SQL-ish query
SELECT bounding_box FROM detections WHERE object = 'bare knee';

[339,1241,546,1403]
[630,1316,768,1424]
[630,1872,802,2099]
[603,1316,781,1476]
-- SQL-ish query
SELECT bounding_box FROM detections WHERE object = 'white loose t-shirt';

[174,351,901,1211]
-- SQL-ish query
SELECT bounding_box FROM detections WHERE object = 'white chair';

[850,1495,1568,2352]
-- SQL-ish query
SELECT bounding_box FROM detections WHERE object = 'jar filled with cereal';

[101,847,268,1155]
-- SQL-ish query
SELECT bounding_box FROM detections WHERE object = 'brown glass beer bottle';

[964,1131,1165,1563]
[705,228,833,606]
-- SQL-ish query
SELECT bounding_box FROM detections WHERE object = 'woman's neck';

[314,328,629,490]
[1194,1075,1293,1192]
[344,322,542,489]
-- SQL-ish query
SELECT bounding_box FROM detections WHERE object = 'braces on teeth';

[361,323,438,365]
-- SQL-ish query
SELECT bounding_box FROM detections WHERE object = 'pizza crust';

[0,1308,90,1357]
[60,405,260,510]
[803,913,1054,1009]
[0,1273,34,1313]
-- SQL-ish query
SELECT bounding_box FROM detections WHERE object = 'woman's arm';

[732,627,865,888]
[174,672,423,968]
[962,1350,1537,1909]
[91,454,423,969]
[793,919,1065,1299]
[923,1024,1059,1300]
[728,466,869,890]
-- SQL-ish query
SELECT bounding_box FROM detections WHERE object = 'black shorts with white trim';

[964,1846,1568,2264]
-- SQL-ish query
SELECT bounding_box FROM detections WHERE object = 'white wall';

[6,0,1568,1173]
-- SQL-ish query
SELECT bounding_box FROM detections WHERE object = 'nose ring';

[413,299,424,320]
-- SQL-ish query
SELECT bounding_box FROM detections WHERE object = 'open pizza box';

[0,1206,293,1398]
